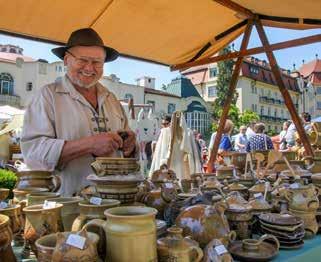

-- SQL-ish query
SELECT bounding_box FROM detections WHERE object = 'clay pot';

[157,226,203,262]
[223,182,248,200]
[84,206,158,262]
[71,199,120,232]
[248,182,272,201]
[48,197,82,231]
[0,214,17,262]
[13,187,49,203]
[0,188,9,201]
[216,165,234,179]
[23,203,64,255]
[151,164,177,189]
[27,192,60,206]
[285,184,319,212]
[0,204,24,235]
[238,173,255,188]
[91,157,140,176]
[175,202,235,248]
[289,209,318,238]
[35,231,100,262]
[203,239,233,262]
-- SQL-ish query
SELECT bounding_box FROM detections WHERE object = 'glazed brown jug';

[0,214,17,262]
[157,226,203,262]
[84,206,158,262]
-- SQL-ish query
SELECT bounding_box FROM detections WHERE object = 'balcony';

[259,96,285,106]
[0,94,21,107]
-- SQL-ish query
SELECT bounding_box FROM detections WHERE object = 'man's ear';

[63,54,68,66]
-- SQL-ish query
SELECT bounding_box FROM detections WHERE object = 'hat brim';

[52,45,119,62]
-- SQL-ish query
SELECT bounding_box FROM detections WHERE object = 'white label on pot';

[66,234,86,250]
[165,183,174,189]
[89,197,102,205]
[0,201,8,209]
[281,214,292,218]
[43,200,56,209]
[215,245,228,255]
[254,193,263,199]
[290,183,299,189]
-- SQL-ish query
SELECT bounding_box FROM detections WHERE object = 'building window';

[209,67,217,78]
[0,73,14,95]
[260,106,264,115]
[317,102,321,110]
[251,81,257,94]
[39,63,47,74]
[124,93,133,102]
[249,65,259,74]
[268,107,271,116]
[168,103,176,114]
[147,100,155,108]
[316,87,321,95]
[26,82,33,91]
[274,108,277,117]
[207,86,217,97]
[251,104,257,112]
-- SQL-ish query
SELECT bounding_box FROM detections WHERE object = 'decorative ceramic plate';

[259,213,303,226]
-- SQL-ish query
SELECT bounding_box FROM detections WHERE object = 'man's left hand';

[118,130,136,157]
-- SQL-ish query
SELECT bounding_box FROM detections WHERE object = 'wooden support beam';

[207,20,253,173]
[171,34,321,71]
[254,19,314,157]
[213,0,254,19]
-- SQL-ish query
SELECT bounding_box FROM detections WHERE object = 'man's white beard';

[72,77,98,89]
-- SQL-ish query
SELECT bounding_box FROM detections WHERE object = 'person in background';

[161,115,171,129]
[246,121,256,140]
[278,120,291,150]
[234,125,248,153]
[208,119,234,161]
[246,123,274,152]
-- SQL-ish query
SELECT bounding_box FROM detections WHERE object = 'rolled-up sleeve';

[21,87,65,171]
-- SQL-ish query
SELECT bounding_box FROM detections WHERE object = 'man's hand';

[118,130,136,157]
[90,132,123,157]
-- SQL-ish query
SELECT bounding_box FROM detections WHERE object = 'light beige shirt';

[21,76,129,196]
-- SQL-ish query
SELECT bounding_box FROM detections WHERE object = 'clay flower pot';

[0,214,17,262]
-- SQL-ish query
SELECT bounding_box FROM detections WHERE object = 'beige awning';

[0,0,320,66]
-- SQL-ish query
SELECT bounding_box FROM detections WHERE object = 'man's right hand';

[90,132,123,156]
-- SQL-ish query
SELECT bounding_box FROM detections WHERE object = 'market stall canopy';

[0,114,24,136]
[0,106,25,116]
[0,0,320,66]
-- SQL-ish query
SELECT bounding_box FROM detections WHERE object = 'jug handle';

[52,175,61,192]
[228,231,237,242]
[189,245,203,262]
[314,186,320,197]
[71,215,87,232]
[284,191,292,202]
[258,234,280,251]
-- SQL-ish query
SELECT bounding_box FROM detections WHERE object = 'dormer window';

[249,65,259,74]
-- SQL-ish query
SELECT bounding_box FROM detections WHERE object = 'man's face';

[240,128,246,134]
[64,46,105,89]
[161,120,170,128]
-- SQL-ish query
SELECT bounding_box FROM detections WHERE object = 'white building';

[0,44,65,107]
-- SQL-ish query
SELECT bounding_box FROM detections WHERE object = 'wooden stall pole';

[207,20,253,173]
[254,18,314,157]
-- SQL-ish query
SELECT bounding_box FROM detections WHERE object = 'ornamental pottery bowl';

[84,206,158,262]
[0,214,16,262]
[91,157,140,176]
[35,231,100,262]
[48,197,82,231]
[13,187,49,203]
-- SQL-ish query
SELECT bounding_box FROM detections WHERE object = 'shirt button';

[107,128,111,131]
[105,118,108,121]
[99,119,103,123]
[93,128,98,132]
[91,117,95,121]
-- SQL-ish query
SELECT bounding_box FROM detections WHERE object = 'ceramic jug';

[285,184,319,212]
[23,203,64,255]
[157,226,203,262]
[84,206,158,262]
[0,204,24,235]
[0,214,17,262]
[27,192,60,206]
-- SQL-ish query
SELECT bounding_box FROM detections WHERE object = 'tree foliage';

[239,110,260,127]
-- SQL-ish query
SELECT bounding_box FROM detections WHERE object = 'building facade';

[0,44,65,107]
[183,57,303,133]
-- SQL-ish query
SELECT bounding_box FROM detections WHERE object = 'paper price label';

[43,200,56,209]
[254,193,263,199]
[0,201,8,209]
[165,183,174,189]
[66,234,86,250]
[281,214,292,218]
[90,197,102,205]
[290,183,299,189]
[215,245,228,256]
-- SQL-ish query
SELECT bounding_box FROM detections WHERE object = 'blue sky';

[0,27,320,88]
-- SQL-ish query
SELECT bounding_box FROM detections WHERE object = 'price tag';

[89,197,102,205]
[254,193,263,199]
[0,201,8,209]
[290,183,299,189]
[281,214,292,218]
[43,200,56,209]
[66,234,86,250]
[165,183,174,189]
[215,245,228,256]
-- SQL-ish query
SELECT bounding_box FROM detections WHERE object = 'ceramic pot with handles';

[0,214,17,262]
[84,206,158,262]
[285,184,319,212]
[157,226,203,262]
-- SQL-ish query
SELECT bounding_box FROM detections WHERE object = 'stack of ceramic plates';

[258,213,305,249]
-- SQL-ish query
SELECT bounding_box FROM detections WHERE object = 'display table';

[274,235,321,261]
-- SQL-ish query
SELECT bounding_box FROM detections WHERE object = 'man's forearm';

[59,137,93,167]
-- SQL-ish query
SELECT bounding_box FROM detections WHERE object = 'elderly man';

[21,28,137,196]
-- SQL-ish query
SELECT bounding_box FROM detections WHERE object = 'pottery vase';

[0,214,17,262]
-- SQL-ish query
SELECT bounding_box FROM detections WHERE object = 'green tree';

[239,110,260,127]
[213,45,238,119]
[212,104,240,133]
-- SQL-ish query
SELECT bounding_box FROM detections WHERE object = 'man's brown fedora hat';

[52,28,119,62]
